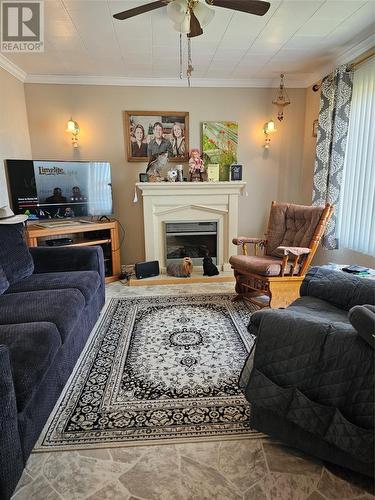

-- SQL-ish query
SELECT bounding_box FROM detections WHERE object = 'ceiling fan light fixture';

[167,0,188,24]
[193,1,215,27]
[173,13,191,33]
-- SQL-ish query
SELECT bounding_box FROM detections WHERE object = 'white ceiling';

[2,0,375,87]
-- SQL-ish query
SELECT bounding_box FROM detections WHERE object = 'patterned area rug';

[36,294,260,451]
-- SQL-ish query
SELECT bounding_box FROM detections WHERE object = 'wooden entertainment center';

[26,220,121,283]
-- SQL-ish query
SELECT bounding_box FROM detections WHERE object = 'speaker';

[135,260,160,279]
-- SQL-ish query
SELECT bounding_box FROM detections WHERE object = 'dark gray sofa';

[240,266,375,477]
[0,223,105,499]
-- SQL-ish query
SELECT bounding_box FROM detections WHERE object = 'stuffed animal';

[167,257,193,277]
[203,256,219,276]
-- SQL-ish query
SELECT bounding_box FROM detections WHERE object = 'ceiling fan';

[113,0,271,38]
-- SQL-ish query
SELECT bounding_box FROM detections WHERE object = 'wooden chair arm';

[276,246,311,257]
[232,237,265,245]
[277,247,311,277]
[232,237,267,256]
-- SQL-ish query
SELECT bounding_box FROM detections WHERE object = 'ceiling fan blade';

[206,0,270,16]
[113,1,166,20]
[188,10,203,38]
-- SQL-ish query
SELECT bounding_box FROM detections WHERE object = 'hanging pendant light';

[272,73,291,122]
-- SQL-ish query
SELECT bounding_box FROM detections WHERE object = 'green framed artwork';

[202,121,238,181]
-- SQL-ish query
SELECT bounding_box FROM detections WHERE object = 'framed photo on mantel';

[124,111,189,162]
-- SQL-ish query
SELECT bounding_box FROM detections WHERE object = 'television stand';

[26,219,121,283]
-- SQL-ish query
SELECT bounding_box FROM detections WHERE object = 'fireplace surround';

[136,181,247,272]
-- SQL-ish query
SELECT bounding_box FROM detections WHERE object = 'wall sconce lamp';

[66,118,80,148]
[263,119,276,149]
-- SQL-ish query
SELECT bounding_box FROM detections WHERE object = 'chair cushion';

[266,203,325,257]
[0,322,62,411]
[0,265,9,295]
[229,254,298,276]
[0,289,85,343]
[0,224,34,285]
[6,271,101,305]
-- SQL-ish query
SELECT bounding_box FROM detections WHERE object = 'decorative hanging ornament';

[272,73,291,122]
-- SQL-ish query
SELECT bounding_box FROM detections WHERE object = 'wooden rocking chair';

[229,201,333,308]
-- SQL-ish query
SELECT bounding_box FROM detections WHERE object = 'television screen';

[5,160,113,220]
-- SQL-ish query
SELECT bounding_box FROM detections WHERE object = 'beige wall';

[301,84,375,268]
[24,84,307,265]
[0,68,31,206]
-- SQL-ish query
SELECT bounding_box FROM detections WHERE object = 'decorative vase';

[219,164,230,181]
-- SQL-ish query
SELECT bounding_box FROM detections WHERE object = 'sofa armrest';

[30,246,105,282]
[0,345,24,500]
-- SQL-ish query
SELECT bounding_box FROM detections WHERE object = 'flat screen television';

[5,160,113,221]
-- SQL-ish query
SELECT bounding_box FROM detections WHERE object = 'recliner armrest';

[349,305,375,348]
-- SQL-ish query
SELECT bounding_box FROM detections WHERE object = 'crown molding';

[334,32,375,67]
[24,74,309,88]
[303,32,375,88]
[0,54,26,81]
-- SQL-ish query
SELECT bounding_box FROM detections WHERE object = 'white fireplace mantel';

[136,181,246,272]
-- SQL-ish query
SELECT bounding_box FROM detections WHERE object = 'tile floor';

[12,282,375,500]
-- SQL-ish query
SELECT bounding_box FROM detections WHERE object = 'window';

[337,58,375,256]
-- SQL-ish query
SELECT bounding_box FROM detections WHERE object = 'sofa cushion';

[287,297,351,326]
[0,322,62,411]
[6,271,101,305]
[0,224,34,285]
[0,289,85,343]
[250,296,351,332]
[229,254,298,276]
[0,266,9,295]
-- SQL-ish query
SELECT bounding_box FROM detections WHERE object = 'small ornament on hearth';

[189,149,205,182]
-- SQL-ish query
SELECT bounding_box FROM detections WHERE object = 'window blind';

[337,57,375,256]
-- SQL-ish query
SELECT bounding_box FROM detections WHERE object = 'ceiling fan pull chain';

[179,33,183,79]
[187,36,194,87]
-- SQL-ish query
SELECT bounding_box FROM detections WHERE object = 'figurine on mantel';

[189,149,205,182]
[146,152,168,182]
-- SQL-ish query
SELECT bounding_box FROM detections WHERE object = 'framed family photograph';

[124,111,189,162]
